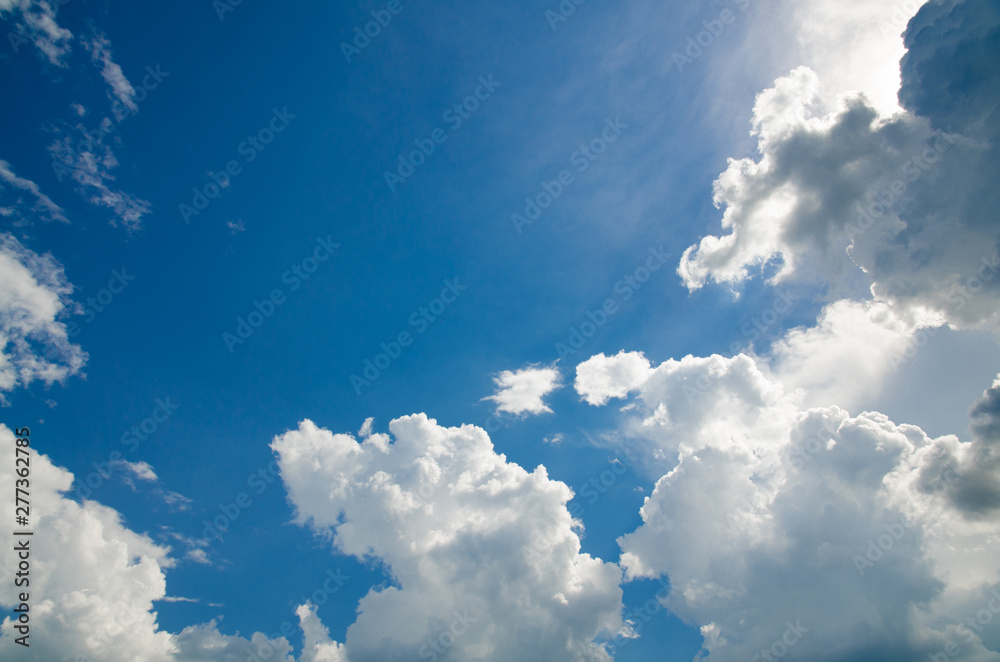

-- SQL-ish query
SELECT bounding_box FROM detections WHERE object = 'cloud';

[0,424,343,661]
[0,158,69,225]
[48,130,151,232]
[114,459,158,483]
[272,414,625,661]
[770,0,925,115]
[84,34,137,112]
[678,0,1000,332]
[483,364,563,416]
[0,0,73,65]
[769,298,941,410]
[575,350,652,407]
[574,351,1000,660]
[0,233,86,403]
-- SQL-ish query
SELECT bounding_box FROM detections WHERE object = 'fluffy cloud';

[575,351,652,407]
[0,233,86,403]
[0,424,339,661]
[483,364,563,416]
[272,414,625,661]
[574,351,1000,660]
[772,0,925,115]
[679,0,1000,332]
[0,159,69,225]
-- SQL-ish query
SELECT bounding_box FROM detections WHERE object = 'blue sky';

[2,0,1000,661]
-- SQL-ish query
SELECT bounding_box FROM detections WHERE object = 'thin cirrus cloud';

[483,364,563,416]
[0,158,69,225]
[84,34,137,112]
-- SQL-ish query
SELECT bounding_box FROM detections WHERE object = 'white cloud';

[575,351,1000,660]
[115,459,158,483]
[272,414,625,661]
[574,350,652,407]
[0,158,69,225]
[0,0,73,65]
[769,0,926,116]
[770,299,942,410]
[85,34,136,111]
[48,131,151,232]
[0,233,86,402]
[678,2,1000,332]
[0,425,351,661]
[483,364,563,416]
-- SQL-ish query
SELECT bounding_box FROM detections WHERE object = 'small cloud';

[543,433,564,445]
[85,34,136,111]
[484,364,563,417]
[159,490,192,510]
[359,417,374,438]
[0,158,70,224]
[112,459,158,483]
[185,548,211,565]
[71,103,87,117]
[226,219,245,234]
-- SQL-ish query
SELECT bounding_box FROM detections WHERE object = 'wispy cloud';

[0,158,69,224]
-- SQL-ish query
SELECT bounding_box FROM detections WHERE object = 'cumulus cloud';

[574,351,1000,660]
[483,364,563,416]
[679,0,1000,333]
[575,351,652,407]
[272,414,625,661]
[773,0,926,115]
[0,233,86,403]
[0,159,69,225]
[0,0,73,65]
[0,425,350,661]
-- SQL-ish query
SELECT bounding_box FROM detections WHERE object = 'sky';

[0,0,999,660]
